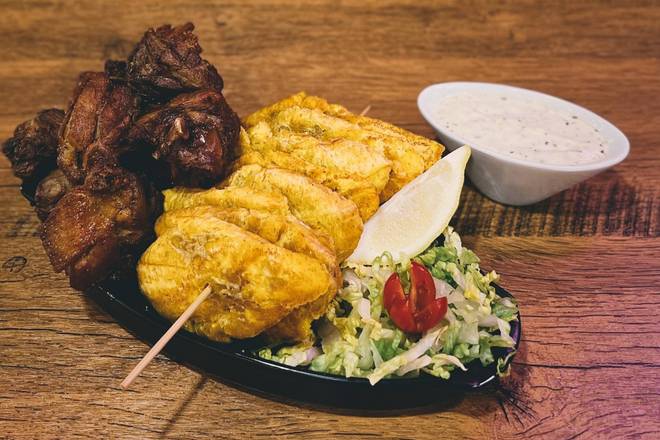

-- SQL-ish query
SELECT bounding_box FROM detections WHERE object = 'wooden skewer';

[359,105,371,116]
[120,284,212,389]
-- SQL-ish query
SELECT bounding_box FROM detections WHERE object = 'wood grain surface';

[1,1,659,439]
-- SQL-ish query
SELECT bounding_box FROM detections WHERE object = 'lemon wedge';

[347,145,471,264]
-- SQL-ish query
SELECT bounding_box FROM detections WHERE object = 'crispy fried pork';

[1,22,242,291]
[0,22,241,292]
[34,169,72,221]
[127,23,223,102]
[2,109,64,182]
[104,60,127,81]
[58,72,138,184]
[128,90,239,187]
[41,168,158,290]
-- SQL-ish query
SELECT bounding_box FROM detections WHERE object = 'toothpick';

[120,284,212,389]
[359,105,371,116]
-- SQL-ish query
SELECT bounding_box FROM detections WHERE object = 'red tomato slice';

[383,262,448,334]
[383,273,417,333]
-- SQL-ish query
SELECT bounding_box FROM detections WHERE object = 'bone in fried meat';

[34,169,73,221]
[58,72,138,184]
[127,23,223,102]
[128,90,240,188]
[41,168,157,290]
[2,109,64,182]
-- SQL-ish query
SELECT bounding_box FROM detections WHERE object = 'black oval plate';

[89,275,521,410]
[21,182,521,410]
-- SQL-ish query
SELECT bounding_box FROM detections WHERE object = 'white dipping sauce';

[434,90,609,166]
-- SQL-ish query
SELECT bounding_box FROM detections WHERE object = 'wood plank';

[1,0,659,61]
[0,0,659,438]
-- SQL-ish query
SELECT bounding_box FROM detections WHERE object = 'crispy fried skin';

[2,109,64,182]
[58,72,138,184]
[128,90,239,187]
[41,168,157,290]
[127,23,223,102]
[138,214,335,342]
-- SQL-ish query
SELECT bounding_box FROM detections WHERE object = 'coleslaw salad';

[259,227,519,385]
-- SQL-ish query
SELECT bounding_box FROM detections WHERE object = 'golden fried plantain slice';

[244,91,350,126]
[244,92,444,201]
[162,185,336,252]
[156,205,340,342]
[138,214,336,342]
[289,93,442,167]
[163,185,290,217]
[156,205,337,273]
[224,164,363,262]
[238,124,391,220]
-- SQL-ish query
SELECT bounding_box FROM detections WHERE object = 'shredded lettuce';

[259,227,519,385]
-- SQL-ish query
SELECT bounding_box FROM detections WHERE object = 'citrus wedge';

[347,145,471,264]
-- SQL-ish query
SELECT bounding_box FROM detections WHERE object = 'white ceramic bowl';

[417,82,630,206]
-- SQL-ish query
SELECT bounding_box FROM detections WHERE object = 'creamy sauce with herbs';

[435,90,609,165]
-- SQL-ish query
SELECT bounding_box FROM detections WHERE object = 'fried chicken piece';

[34,169,72,221]
[244,92,444,201]
[128,90,239,187]
[138,213,336,342]
[41,168,157,290]
[224,164,363,262]
[58,72,138,184]
[127,23,223,102]
[2,109,64,182]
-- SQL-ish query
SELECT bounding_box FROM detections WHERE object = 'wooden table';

[1,1,658,438]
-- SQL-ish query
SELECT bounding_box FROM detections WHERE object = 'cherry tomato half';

[383,262,448,333]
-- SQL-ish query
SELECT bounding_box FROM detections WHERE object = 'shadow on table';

[456,168,641,238]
